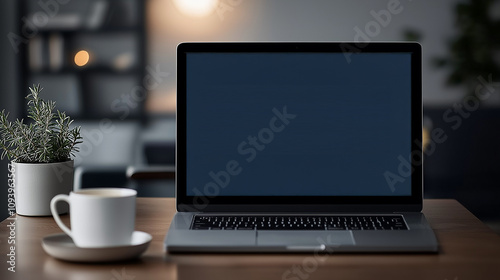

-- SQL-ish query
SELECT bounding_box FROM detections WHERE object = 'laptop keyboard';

[191,215,408,230]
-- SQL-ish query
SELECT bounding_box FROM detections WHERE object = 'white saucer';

[42,231,152,263]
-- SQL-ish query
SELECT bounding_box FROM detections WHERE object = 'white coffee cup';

[50,188,137,248]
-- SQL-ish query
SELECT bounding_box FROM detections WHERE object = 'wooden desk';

[1,199,500,280]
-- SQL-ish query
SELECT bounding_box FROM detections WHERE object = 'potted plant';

[0,85,82,216]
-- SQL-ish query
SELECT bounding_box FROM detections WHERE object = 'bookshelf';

[17,0,146,120]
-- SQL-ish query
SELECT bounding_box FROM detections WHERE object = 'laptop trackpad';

[257,231,355,248]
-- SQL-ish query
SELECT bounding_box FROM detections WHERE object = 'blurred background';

[0,0,499,232]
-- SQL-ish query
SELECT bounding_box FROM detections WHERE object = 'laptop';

[165,42,439,253]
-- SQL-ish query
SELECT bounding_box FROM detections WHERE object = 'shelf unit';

[17,0,146,121]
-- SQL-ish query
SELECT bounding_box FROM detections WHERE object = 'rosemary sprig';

[0,85,83,163]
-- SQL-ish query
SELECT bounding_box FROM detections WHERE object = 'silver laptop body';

[165,42,438,253]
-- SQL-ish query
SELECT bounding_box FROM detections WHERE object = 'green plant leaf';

[0,85,83,163]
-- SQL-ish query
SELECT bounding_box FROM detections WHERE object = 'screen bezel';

[176,42,422,213]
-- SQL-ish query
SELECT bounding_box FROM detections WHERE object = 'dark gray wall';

[0,0,19,220]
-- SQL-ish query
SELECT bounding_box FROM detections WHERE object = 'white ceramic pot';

[14,161,74,216]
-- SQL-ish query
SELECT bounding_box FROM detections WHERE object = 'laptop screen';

[177,43,422,211]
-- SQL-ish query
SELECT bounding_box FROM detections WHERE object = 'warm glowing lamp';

[74,50,90,67]
[173,0,219,17]
[423,127,430,151]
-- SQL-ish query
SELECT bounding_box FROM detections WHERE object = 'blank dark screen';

[185,52,412,196]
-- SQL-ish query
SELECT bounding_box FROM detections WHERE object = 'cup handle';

[50,194,72,238]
